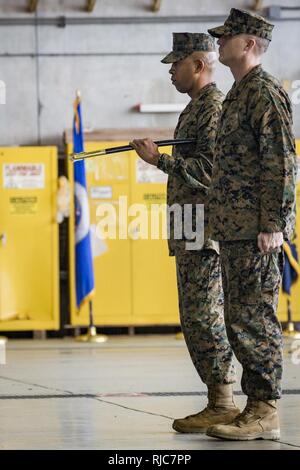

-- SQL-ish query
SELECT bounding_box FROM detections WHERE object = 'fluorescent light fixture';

[135,103,186,113]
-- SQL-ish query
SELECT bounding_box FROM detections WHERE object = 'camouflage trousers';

[220,240,284,400]
[175,250,236,386]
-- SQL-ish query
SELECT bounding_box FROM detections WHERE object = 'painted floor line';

[1,389,300,399]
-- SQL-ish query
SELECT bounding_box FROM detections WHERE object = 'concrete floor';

[0,335,300,450]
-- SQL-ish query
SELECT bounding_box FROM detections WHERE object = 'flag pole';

[175,331,184,340]
[283,298,300,338]
[282,241,300,338]
[0,336,7,365]
[71,90,107,344]
[75,300,107,343]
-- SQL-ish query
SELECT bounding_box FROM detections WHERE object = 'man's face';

[168,56,197,94]
[217,34,247,66]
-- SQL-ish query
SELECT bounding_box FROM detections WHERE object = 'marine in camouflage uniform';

[131,33,239,434]
[206,9,297,441]
[160,34,237,394]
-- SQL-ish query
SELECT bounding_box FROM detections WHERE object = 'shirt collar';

[194,81,217,101]
[228,65,262,99]
[185,82,216,111]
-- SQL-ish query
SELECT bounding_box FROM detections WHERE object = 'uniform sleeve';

[157,98,222,191]
[250,88,297,235]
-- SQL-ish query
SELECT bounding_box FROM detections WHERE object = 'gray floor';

[0,335,300,450]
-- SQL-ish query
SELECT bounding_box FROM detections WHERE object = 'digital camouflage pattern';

[208,8,274,41]
[158,82,223,255]
[161,32,216,64]
[157,64,234,388]
[209,65,297,241]
[176,250,236,385]
[208,64,296,402]
[220,241,284,399]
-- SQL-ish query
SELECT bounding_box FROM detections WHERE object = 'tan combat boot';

[206,398,280,441]
[172,384,240,433]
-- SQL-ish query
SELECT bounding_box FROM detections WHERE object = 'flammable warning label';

[9,196,38,215]
[4,163,45,189]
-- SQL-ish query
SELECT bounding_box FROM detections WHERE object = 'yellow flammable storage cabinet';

[0,147,59,330]
[67,132,300,327]
[66,130,179,326]
[277,146,300,323]
[130,149,179,324]
[67,140,132,325]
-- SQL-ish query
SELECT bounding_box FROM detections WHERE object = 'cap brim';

[161,51,188,64]
[207,25,226,38]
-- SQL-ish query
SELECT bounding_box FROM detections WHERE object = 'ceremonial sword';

[70,138,196,161]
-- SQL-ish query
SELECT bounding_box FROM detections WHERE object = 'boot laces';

[232,402,258,427]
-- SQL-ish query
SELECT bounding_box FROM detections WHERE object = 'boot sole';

[206,429,281,441]
[173,410,241,434]
[172,424,207,434]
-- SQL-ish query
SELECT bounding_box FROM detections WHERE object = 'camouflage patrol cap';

[161,32,216,64]
[208,8,274,41]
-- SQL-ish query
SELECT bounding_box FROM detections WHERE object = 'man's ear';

[194,59,205,73]
[245,37,256,52]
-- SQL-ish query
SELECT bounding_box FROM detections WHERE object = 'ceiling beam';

[152,0,162,12]
[28,0,38,13]
[87,0,97,12]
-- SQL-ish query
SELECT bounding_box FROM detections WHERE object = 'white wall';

[0,0,300,147]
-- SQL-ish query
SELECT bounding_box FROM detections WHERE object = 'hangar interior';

[0,0,300,451]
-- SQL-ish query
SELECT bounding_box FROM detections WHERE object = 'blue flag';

[73,96,94,308]
[282,240,300,296]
